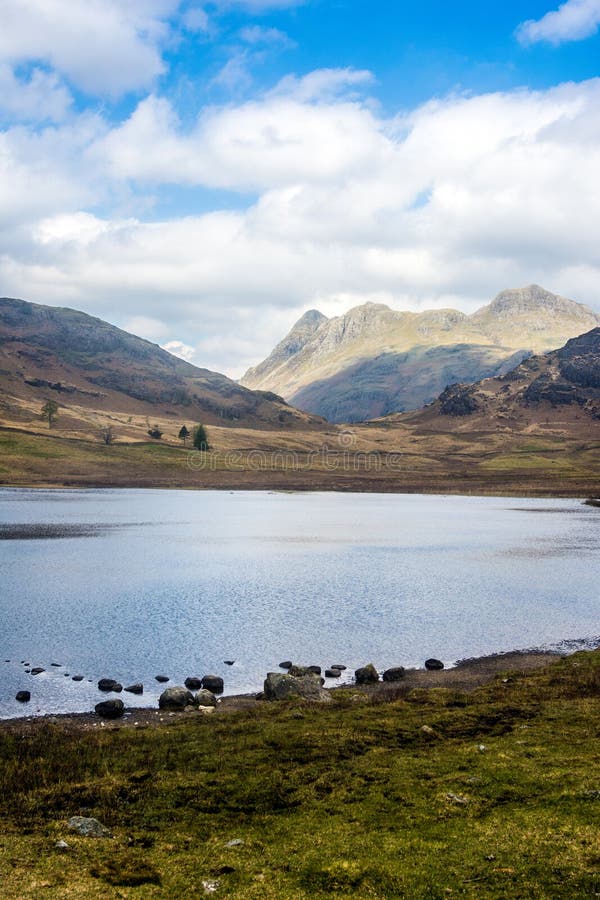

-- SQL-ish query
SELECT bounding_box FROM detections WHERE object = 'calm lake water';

[0,488,598,718]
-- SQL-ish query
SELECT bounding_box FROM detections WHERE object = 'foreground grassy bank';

[1,651,600,897]
[1,426,600,496]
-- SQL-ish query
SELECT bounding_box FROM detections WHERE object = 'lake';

[0,488,598,718]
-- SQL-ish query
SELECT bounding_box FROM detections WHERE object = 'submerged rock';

[124,683,144,695]
[15,690,31,702]
[98,678,122,692]
[184,676,202,690]
[158,686,195,710]
[325,669,341,678]
[31,667,45,675]
[355,663,379,684]
[72,675,84,682]
[278,660,293,670]
[95,699,125,719]
[264,672,332,703]
[155,675,170,683]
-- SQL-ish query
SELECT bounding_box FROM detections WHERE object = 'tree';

[178,425,190,446]
[100,425,115,445]
[147,425,163,439]
[41,399,58,427]
[192,423,209,451]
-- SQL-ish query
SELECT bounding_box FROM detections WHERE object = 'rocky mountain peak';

[480,285,596,320]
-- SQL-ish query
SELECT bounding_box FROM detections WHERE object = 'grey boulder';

[194,688,217,707]
[201,675,224,694]
[264,673,332,703]
[354,663,379,684]
[383,667,406,682]
[425,658,444,671]
[68,816,112,838]
[158,686,196,710]
[95,699,125,719]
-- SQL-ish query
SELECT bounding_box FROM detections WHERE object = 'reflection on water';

[0,488,598,717]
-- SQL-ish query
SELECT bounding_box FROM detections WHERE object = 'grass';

[1,652,600,897]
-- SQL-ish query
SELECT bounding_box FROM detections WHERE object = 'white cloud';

[2,72,600,375]
[0,65,72,123]
[516,0,600,45]
[215,0,304,11]
[0,0,179,95]
[239,25,294,45]
[162,339,197,362]
[99,71,385,190]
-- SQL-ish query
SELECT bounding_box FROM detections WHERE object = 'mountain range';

[241,285,600,423]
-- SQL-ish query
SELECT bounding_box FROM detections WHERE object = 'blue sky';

[1,0,599,373]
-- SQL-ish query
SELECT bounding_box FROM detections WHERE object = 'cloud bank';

[2,68,600,375]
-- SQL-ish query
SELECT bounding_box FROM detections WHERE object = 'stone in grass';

[95,699,125,719]
[201,675,224,693]
[54,840,70,851]
[184,676,203,690]
[98,678,122,692]
[425,658,444,671]
[194,689,217,707]
[382,667,406,682]
[158,686,195,710]
[68,816,113,838]
[354,663,379,684]
[155,675,170,683]
[264,672,332,703]
[124,683,144,695]
[16,690,31,702]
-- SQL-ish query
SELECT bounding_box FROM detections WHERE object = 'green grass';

[1,652,600,897]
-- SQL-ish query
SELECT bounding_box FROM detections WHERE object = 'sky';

[1,0,600,376]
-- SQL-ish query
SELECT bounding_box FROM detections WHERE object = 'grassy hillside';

[1,650,600,897]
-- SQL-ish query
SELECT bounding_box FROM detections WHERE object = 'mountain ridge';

[0,296,321,435]
[241,285,600,423]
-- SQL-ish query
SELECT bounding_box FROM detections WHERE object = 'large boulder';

[158,686,196,710]
[194,689,217,707]
[355,663,379,684]
[201,675,224,694]
[383,667,406,682]
[264,673,332,703]
[95,699,125,719]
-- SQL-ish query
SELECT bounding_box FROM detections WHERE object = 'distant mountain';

[394,326,600,431]
[0,297,319,431]
[241,286,600,423]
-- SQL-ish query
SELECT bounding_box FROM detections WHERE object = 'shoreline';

[0,481,597,500]
[0,647,564,732]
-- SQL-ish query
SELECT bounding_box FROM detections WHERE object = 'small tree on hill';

[178,425,190,446]
[41,399,59,427]
[192,424,209,451]
[100,425,115,445]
